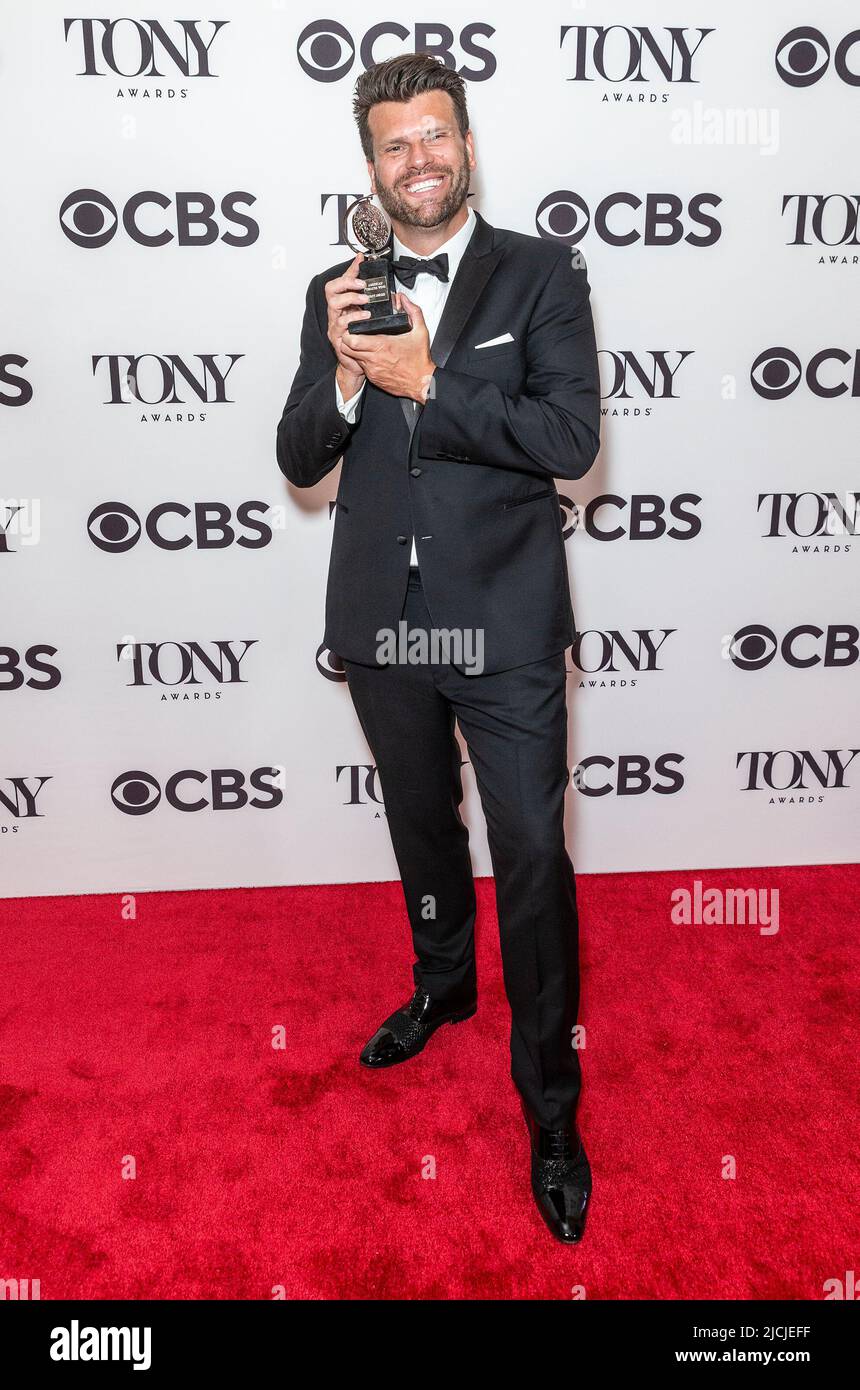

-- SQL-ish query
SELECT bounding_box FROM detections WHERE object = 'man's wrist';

[336,363,364,399]
[415,361,437,405]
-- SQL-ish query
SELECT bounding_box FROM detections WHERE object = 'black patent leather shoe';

[522,1101,592,1244]
[359,984,476,1069]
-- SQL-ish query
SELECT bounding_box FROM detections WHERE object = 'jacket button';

[410,467,422,477]
[396,535,408,544]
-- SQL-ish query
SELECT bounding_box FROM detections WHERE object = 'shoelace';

[406,987,430,1021]
[547,1129,576,1162]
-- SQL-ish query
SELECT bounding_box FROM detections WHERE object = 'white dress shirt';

[335,205,476,567]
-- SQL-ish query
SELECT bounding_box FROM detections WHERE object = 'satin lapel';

[373,227,418,439]
[399,394,420,435]
[399,211,502,437]
[430,250,503,370]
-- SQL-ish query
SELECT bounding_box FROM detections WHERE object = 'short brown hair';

[352,53,469,161]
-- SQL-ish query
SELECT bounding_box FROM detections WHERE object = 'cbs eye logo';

[775,26,860,86]
[297,18,355,81]
[727,625,778,671]
[556,493,580,540]
[750,348,802,401]
[536,191,590,244]
[315,643,347,682]
[88,502,140,552]
[60,188,117,248]
[111,770,161,815]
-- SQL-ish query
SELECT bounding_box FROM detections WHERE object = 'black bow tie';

[391,253,449,289]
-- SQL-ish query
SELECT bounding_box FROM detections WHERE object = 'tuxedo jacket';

[276,210,600,675]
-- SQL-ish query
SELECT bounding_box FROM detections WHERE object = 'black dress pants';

[342,567,582,1129]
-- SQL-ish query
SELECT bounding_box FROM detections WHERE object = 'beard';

[374,148,471,230]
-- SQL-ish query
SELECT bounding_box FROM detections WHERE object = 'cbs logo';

[110,767,284,815]
[59,188,257,248]
[536,189,721,247]
[296,19,495,82]
[86,501,273,552]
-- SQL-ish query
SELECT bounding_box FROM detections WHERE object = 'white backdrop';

[2,0,858,898]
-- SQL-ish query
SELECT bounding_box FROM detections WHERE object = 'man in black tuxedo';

[277,53,600,1243]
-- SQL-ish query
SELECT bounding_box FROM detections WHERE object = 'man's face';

[367,90,475,230]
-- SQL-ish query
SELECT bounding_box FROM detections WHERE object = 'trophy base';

[348,311,411,336]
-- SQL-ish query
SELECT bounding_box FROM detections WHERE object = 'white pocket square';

[474,333,514,349]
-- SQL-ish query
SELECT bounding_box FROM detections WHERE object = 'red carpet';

[0,866,856,1300]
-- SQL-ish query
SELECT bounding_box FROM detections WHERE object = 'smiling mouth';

[402,174,447,196]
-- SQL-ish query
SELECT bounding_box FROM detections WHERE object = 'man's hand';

[339,291,437,404]
[324,252,371,400]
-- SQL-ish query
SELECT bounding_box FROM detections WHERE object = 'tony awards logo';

[341,195,410,336]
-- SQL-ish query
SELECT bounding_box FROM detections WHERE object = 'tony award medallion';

[342,195,411,336]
